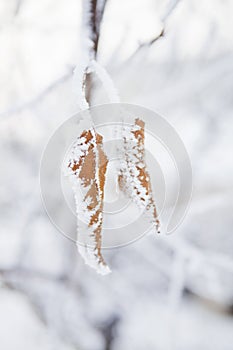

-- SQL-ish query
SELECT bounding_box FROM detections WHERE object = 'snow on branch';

[90,59,120,103]
[73,0,108,109]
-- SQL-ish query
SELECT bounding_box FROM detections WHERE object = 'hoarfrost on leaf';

[64,127,110,275]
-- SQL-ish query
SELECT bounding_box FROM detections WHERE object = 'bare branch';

[14,0,23,16]
[0,68,73,119]
[130,0,181,59]
[161,0,181,22]
[88,0,108,58]
[132,28,165,57]
[0,266,74,290]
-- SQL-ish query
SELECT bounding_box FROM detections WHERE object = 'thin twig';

[129,0,181,59]
[0,266,65,282]
[0,69,73,119]
[14,0,23,16]
[88,0,108,58]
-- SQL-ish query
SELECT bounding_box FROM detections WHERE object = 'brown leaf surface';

[67,128,108,268]
[119,118,160,233]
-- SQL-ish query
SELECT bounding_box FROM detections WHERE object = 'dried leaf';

[119,118,160,233]
[65,128,110,274]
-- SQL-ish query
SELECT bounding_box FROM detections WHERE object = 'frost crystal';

[119,118,160,233]
[65,128,110,275]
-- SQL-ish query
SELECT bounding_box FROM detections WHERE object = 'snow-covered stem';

[73,0,111,109]
[90,59,120,103]
[73,0,94,110]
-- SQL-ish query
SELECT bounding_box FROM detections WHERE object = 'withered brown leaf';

[119,118,160,233]
[66,128,110,274]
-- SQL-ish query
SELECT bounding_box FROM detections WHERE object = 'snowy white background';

[0,0,233,349]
